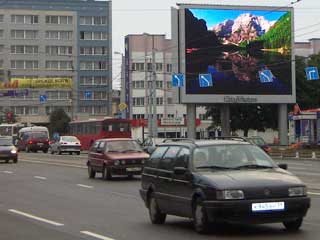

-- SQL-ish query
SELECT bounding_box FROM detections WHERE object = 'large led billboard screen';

[176,5,295,103]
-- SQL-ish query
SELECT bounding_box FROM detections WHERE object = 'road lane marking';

[308,192,320,196]
[34,176,47,180]
[289,166,308,170]
[21,159,86,169]
[77,184,93,189]
[8,209,64,226]
[80,231,114,240]
[3,171,13,174]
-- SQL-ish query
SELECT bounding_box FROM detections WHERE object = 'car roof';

[158,139,251,147]
[98,138,134,142]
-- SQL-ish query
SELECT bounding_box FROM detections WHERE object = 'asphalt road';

[0,152,319,240]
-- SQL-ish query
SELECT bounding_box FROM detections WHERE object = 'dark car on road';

[87,138,150,180]
[245,136,270,154]
[140,139,310,233]
[0,137,18,163]
[16,126,50,153]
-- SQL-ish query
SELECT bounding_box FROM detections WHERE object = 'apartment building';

[123,33,209,138]
[0,0,111,123]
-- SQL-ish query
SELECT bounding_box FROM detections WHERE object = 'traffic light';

[6,112,12,123]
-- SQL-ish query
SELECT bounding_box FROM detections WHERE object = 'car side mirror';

[96,148,103,153]
[278,163,288,170]
[174,167,187,175]
[146,146,156,154]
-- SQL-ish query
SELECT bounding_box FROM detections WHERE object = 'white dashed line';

[80,231,115,240]
[308,192,320,196]
[34,176,47,180]
[8,209,64,226]
[77,184,93,189]
[3,171,13,174]
[21,159,86,169]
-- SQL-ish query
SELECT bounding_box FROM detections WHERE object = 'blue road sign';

[199,74,213,87]
[53,132,60,140]
[39,95,47,104]
[171,74,184,87]
[305,67,319,80]
[85,91,92,99]
[258,70,274,83]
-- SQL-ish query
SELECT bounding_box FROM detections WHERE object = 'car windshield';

[106,140,143,152]
[247,137,267,146]
[31,132,48,139]
[61,136,79,142]
[193,144,275,170]
[0,138,12,146]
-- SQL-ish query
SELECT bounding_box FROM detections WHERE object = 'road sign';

[84,91,92,99]
[199,74,213,87]
[53,132,60,140]
[305,67,319,80]
[258,70,274,83]
[171,74,184,87]
[39,95,47,104]
[119,102,127,111]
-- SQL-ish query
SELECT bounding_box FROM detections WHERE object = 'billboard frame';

[174,4,296,104]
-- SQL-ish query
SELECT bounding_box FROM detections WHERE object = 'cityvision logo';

[224,96,258,103]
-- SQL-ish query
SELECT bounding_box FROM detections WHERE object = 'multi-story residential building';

[295,38,320,57]
[123,33,209,138]
[0,0,112,123]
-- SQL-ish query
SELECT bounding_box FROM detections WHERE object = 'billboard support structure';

[278,104,288,145]
[187,104,196,139]
[220,104,231,136]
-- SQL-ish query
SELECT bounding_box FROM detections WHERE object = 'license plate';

[126,167,142,172]
[37,143,44,146]
[252,202,285,212]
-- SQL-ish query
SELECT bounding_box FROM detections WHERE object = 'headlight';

[114,160,120,166]
[121,160,126,165]
[11,149,17,154]
[216,190,244,200]
[288,187,306,197]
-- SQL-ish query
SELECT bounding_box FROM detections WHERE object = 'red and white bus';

[69,118,132,150]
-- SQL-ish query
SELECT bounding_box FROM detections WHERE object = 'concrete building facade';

[0,0,111,123]
[295,38,320,57]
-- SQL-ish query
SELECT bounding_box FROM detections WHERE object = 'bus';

[69,118,132,150]
[0,123,25,143]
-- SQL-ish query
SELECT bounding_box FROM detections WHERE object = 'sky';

[111,0,320,88]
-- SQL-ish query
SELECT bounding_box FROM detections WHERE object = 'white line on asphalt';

[3,171,13,174]
[8,209,64,226]
[80,231,114,240]
[34,176,47,180]
[308,192,320,196]
[286,162,313,167]
[289,166,307,170]
[77,184,93,189]
[21,159,86,169]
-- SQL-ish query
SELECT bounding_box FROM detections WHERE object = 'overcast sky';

[111,0,320,88]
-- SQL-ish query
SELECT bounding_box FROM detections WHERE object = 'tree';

[48,108,71,136]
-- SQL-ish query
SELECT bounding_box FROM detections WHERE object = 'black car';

[0,137,18,163]
[140,139,310,233]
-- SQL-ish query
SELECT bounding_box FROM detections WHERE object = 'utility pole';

[151,35,158,137]
[147,67,153,137]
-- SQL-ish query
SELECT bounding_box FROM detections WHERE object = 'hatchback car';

[50,136,81,155]
[87,138,150,180]
[0,137,18,163]
[140,139,310,233]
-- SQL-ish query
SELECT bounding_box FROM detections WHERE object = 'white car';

[50,136,81,155]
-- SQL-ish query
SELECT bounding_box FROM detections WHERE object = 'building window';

[80,61,108,70]
[0,15,4,23]
[45,61,73,70]
[93,91,107,100]
[11,60,38,69]
[11,45,38,54]
[0,60,3,68]
[80,16,107,25]
[166,64,172,73]
[156,97,163,105]
[11,30,38,39]
[132,81,144,89]
[156,81,163,89]
[11,15,38,24]
[80,31,107,40]
[167,98,173,104]
[156,63,163,71]
[131,63,144,71]
[0,30,3,38]
[46,15,73,24]
[45,31,73,40]
[80,76,108,86]
[133,97,145,107]
[80,46,107,55]
[46,91,71,100]
[167,81,172,89]
[46,46,72,56]
[0,45,4,53]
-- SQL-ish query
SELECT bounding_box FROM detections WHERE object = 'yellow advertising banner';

[1,78,73,89]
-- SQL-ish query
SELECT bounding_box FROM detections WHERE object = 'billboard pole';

[278,104,288,145]
[187,104,196,139]
[220,104,231,136]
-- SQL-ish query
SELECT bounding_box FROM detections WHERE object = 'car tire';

[76,152,80,155]
[69,152,72,155]
[43,149,48,153]
[50,148,54,154]
[102,166,112,180]
[283,218,303,231]
[193,198,210,234]
[58,149,62,155]
[148,192,166,224]
[13,158,18,164]
[127,174,134,179]
[5,159,9,163]
[88,164,96,179]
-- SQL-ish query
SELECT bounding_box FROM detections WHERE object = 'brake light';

[263,146,270,154]
[28,140,33,144]
[61,142,67,145]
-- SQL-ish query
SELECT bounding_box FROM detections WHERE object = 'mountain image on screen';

[185,8,292,96]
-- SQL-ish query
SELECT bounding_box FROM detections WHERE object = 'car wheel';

[102,166,112,180]
[13,158,18,164]
[283,218,303,231]
[50,148,54,154]
[58,149,62,155]
[127,174,134,179]
[43,149,48,153]
[76,152,80,155]
[148,192,166,224]
[193,198,210,234]
[88,164,96,179]
[5,159,9,163]
[69,152,72,155]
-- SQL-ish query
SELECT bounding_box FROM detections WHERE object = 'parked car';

[50,136,81,155]
[245,136,270,154]
[140,139,310,233]
[87,138,150,180]
[16,126,50,153]
[0,136,18,163]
